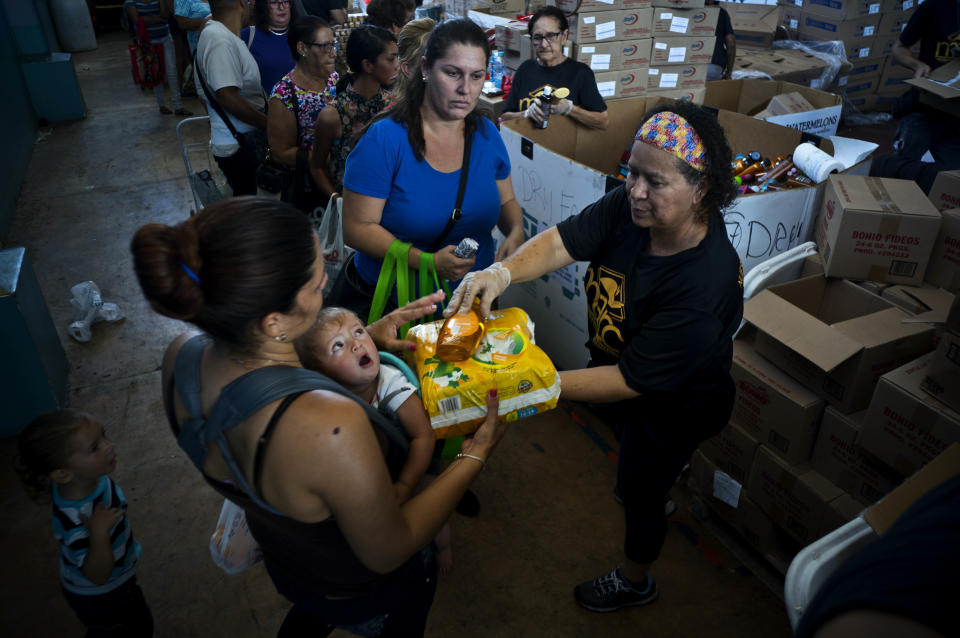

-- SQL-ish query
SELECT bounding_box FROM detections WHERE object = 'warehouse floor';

[0,30,900,637]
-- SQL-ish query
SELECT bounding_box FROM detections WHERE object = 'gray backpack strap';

[172,334,213,470]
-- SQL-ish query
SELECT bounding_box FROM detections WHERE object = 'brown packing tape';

[878,213,902,238]
[867,265,889,281]
[866,178,902,214]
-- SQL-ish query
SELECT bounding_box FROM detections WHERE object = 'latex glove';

[556,98,573,116]
[524,100,545,126]
[433,244,476,281]
[444,262,511,319]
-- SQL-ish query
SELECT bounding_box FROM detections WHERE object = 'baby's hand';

[79,503,122,537]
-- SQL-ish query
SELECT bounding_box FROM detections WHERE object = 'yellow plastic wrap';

[407,307,562,438]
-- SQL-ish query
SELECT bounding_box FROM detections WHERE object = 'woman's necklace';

[269,28,288,35]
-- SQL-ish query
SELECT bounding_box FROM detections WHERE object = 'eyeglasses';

[531,31,563,45]
[305,40,339,53]
[267,0,290,6]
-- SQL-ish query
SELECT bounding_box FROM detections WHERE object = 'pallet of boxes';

[543,0,716,102]
[782,0,919,112]
[689,171,960,573]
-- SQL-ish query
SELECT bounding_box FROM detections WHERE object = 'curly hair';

[16,410,97,502]
[253,0,298,32]
[638,100,736,223]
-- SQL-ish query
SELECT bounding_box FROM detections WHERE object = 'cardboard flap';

[831,306,928,348]
[744,289,863,371]
[906,60,960,100]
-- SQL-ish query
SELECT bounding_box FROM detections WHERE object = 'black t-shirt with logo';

[502,57,607,114]
[556,184,742,409]
[900,0,960,68]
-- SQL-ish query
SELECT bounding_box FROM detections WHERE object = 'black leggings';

[614,391,733,564]
[61,577,153,638]
[272,547,438,638]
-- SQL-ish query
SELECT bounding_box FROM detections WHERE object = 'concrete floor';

[1,32,794,637]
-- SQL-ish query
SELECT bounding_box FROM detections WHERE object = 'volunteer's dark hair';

[640,100,736,223]
[130,197,317,351]
[528,6,569,35]
[365,0,416,31]
[288,15,331,60]
[364,18,490,161]
[337,24,397,93]
[253,0,298,31]
[16,409,97,502]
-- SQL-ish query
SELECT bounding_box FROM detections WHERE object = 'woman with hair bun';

[310,24,399,199]
[131,196,509,635]
[393,17,435,99]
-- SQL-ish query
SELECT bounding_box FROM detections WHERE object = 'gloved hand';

[524,100,546,126]
[556,98,574,116]
[444,262,512,319]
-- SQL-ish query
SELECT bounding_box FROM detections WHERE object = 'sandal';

[159,105,173,114]
[174,108,194,116]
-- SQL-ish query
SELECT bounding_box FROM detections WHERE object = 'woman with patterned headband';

[444,100,743,613]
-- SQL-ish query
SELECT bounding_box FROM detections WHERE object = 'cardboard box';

[881,0,918,11]
[875,73,909,95]
[872,34,900,57]
[811,407,904,505]
[495,21,528,53]
[925,209,960,292]
[548,0,654,11]
[637,86,706,102]
[577,41,627,72]
[906,59,960,117]
[570,10,634,44]
[594,68,650,97]
[499,101,870,369]
[879,55,914,86]
[880,283,956,316]
[821,492,865,536]
[859,353,960,476]
[653,0,706,8]
[477,93,505,122]
[798,11,880,42]
[765,91,816,115]
[690,449,745,524]
[699,420,762,484]
[645,64,709,89]
[842,76,879,97]
[921,330,960,414]
[845,93,880,112]
[815,175,943,286]
[877,10,912,35]
[801,252,825,277]
[746,446,844,545]
[863,443,960,535]
[704,79,842,137]
[780,4,802,34]
[731,48,830,87]
[743,275,935,413]
[928,170,960,213]
[473,0,526,15]
[833,53,885,90]
[620,38,655,67]
[652,6,720,36]
[621,8,656,39]
[803,0,882,20]
[650,36,716,65]
[723,3,782,49]
[731,333,825,464]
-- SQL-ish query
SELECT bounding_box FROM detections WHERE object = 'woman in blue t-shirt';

[242,0,299,96]
[334,19,524,319]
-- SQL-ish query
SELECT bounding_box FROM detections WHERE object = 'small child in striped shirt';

[16,409,153,636]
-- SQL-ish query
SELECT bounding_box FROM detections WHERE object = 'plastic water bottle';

[488,51,505,91]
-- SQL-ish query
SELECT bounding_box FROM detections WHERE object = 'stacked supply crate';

[690,175,960,572]
[648,0,717,99]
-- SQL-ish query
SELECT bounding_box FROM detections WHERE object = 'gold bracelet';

[456,453,486,470]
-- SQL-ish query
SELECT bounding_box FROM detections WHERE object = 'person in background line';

[500,6,608,130]
[707,0,735,81]
[364,0,416,36]
[890,0,960,165]
[311,24,398,199]
[242,0,299,96]
[174,0,211,56]
[16,410,153,637]
[125,0,193,115]
[392,16,435,99]
[445,101,743,614]
[301,0,348,26]
[195,0,267,196]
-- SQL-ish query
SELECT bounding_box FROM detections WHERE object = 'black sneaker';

[574,567,659,612]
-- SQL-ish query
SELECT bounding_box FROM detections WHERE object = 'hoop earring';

[275,333,287,342]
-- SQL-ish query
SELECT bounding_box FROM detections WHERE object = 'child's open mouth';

[358,353,373,367]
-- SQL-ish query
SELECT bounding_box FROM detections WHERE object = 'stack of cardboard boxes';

[690,172,960,570]
[540,0,717,100]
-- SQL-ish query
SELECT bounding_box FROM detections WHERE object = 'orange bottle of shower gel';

[436,304,485,362]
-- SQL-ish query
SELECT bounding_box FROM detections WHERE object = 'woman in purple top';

[242,0,299,96]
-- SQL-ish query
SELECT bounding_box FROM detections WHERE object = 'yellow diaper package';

[407,307,561,439]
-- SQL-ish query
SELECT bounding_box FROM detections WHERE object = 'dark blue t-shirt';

[343,116,511,286]
[241,26,296,96]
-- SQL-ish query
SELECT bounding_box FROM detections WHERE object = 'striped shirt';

[52,476,141,595]
[124,0,170,42]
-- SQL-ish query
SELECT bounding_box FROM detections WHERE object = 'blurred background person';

[299,0,347,25]
[125,0,193,115]
[706,0,736,81]
[174,0,211,56]
[365,0,416,35]
[242,0,299,96]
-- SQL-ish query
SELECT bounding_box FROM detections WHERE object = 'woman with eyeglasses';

[242,0,299,96]
[500,6,609,130]
[266,15,338,208]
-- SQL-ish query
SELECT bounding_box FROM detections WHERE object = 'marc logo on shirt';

[585,264,625,357]
[518,84,571,112]
[935,29,960,62]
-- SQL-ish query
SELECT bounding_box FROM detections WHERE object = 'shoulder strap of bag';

[172,340,411,517]
[246,26,256,49]
[368,240,413,326]
[194,55,244,142]
[428,127,473,252]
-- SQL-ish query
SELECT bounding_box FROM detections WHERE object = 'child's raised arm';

[78,503,122,585]
[393,395,436,504]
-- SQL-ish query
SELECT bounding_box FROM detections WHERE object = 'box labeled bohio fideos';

[815,175,943,285]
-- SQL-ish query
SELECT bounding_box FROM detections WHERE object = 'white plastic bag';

[209,499,262,574]
[315,194,352,294]
[68,281,125,342]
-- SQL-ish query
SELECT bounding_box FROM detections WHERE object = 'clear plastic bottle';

[538,86,553,129]
[488,51,505,91]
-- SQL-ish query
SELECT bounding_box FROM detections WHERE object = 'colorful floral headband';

[635,111,707,172]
